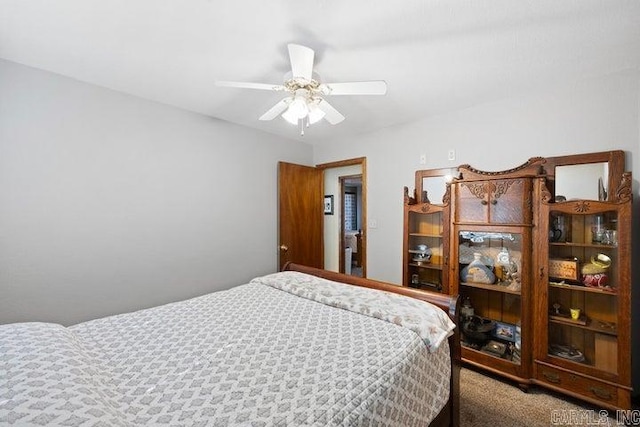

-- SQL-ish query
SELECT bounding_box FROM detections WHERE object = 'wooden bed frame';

[283,263,461,427]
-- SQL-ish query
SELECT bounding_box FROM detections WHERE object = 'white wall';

[0,59,312,326]
[314,69,640,285]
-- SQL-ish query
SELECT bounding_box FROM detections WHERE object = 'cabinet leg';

[517,383,530,392]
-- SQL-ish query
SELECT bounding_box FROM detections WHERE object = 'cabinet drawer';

[536,365,617,404]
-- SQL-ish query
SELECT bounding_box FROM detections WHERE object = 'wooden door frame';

[316,157,367,278]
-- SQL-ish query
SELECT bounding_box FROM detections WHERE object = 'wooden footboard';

[283,263,460,427]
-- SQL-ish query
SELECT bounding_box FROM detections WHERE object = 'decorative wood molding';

[539,177,553,203]
[442,183,452,206]
[525,194,533,211]
[493,180,517,199]
[461,182,487,200]
[615,172,632,203]
[458,157,545,180]
[404,186,417,205]
[573,201,591,213]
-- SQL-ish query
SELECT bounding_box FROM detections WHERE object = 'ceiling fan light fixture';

[281,107,299,125]
[282,92,316,125]
[307,102,325,124]
[289,95,309,119]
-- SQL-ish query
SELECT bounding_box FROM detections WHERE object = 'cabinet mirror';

[416,168,458,204]
[555,162,608,201]
[544,151,625,202]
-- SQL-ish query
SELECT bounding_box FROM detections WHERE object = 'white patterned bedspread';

[1,272,452,426]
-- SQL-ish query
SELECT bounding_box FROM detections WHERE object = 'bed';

[0,263,460,426]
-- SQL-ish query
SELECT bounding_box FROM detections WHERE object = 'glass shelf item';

[457,229,524,366]
[458,231,523,289]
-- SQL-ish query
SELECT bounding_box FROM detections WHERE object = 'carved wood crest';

[461,180,516,200]
[461,182,487,200]
[615,172,632,203]
[458,157,545,180]
[492,180,516,200]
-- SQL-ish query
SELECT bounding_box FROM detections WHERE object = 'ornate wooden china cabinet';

[402,168,455,293]
[449,158,545,389]
[533,151,632,410]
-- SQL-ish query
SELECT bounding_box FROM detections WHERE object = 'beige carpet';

[460,367,620,427]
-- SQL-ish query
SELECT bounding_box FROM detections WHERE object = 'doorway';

[340,175,363,277]
[316,157,367,278]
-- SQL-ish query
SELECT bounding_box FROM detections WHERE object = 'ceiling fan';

[216,44,387,135]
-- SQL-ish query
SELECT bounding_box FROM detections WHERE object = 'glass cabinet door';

[457,230,523,365]
[406,207,446,292]
[546,208,619,374]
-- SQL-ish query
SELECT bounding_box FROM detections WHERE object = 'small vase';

[461,252,496,284]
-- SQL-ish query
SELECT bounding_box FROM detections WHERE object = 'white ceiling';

[2,1,639,143]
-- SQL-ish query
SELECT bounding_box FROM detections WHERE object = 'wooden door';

[454,181,490,223]
[278,162,324,271]
[489,179,531,224]
[455,179,531,224]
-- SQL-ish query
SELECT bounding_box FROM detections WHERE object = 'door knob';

[279,245,289,252]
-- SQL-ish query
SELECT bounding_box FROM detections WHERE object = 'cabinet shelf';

[549,242,617,249]
[546,354,591,369]
[549,317,618,336]
[408,262,443,270]
[413,282,442,290]
[408,232,443,238]
[549,282,617,295]
[460,281,521,295]
[462,346,521,365]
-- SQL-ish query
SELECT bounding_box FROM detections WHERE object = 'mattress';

[1,271,453,426]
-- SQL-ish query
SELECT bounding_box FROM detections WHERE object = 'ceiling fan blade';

[259,98,291,121]
[216,81,285,91]
[317,99,345,125]
[288,44,314,81]
[320,81,387,96]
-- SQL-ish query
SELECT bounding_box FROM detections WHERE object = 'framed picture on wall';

[324,195,334,215]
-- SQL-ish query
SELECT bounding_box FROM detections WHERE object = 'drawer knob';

[542,371,561,384]
[590,387,612,401]
[480,200,488,205]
